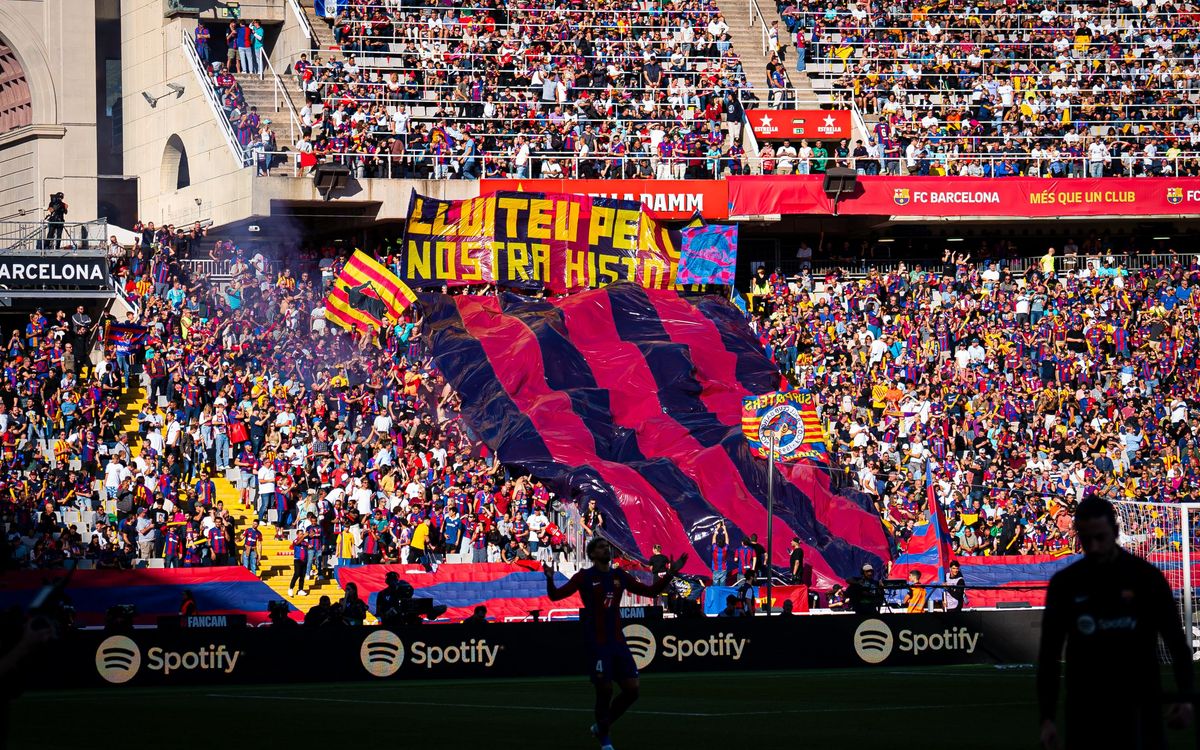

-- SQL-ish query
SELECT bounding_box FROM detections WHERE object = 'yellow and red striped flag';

[324,250,417,333]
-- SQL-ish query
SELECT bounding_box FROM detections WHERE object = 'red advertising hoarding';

[744,110,852,141]
[727,176,1200,218]
[479,179,729,220]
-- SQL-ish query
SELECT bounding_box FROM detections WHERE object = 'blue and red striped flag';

[891,461,953,598]
[105,323,147,355]
[337,562,572,621]
[422,283,888,587]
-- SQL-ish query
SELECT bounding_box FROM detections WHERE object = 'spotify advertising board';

[38,611,1042,689]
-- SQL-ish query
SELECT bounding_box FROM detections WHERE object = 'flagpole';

[765,426,777,615]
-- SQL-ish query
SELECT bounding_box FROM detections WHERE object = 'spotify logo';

[622,624,657,669]
[96,635,142,684]
[853,619,894,664]
[360,630,406,677]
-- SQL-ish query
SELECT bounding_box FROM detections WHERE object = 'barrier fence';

[34,609,1043,689]
[256,148,1200,181]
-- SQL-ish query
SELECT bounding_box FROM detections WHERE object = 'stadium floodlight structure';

[313,163,351,200]
[1113,500,1200,660]
[822,168,858,216]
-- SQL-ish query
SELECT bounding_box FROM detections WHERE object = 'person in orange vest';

[903,569,927,613]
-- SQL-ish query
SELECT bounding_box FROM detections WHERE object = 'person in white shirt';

[905,141,919,173]
[997,82,1014,108]
[104,457,125,494]
[371,413,393,443]
[528,509,551,561]
[430,444,448,467]
[868,336,888,367]
[797,140,813,174]
[145,426,165,456]
[707,15,729,37]
[256,463,276,522]
[513,136,531,178]
[392,105,411,136]
[351,478,374,516]
[776,140,797,174]
[1087,139,1109,177]
[967,341,987,364]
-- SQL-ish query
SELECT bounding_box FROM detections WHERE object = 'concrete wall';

[121,0,252,227]
[272,0,315,74]
[0,0,100,222]
[250,177,478,220]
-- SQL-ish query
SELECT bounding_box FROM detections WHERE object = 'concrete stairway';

[714,0,820,105]
[211,470,343,616]
[301,2,339,51]
[123,388,338,620]
[234,74,304,154]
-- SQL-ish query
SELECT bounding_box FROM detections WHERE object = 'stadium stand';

[10,0,1200,624]
[793,0,1200,177]
[182,0,792,180]
[10,219,1200,607]
[754,248,1200,566]
[279,0,771,178]
[193,1,1200,180]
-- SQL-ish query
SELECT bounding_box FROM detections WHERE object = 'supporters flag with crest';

[741,391,829,464]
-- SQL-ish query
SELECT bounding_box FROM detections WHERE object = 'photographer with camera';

[267,600,296,627]
[375,571,406,626]
[375,571,447,627]
[846,562,884,615]
[44,192,67,250]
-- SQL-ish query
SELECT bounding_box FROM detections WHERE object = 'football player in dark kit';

[545,538,687,750]
[1037,495,1194,749]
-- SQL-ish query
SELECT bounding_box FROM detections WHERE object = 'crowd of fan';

[0,230,592,579]
[751,242,1200,559]
[13,224,1200,576]
[287,0,762,179]
[780,0,1200,176]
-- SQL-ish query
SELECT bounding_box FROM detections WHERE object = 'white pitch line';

[203,693,719,717]
[768,700,1033,715]
[885,669,1032,677]
[204,693,1033,718]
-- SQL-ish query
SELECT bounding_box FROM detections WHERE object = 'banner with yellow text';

[401,191,683,294]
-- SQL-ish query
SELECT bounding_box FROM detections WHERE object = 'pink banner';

[728,176,1200,218]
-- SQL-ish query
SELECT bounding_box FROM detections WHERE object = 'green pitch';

[8,665,1197,749]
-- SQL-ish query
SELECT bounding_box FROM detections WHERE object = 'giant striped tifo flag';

[325,250,417,333]
[421,283,889,587]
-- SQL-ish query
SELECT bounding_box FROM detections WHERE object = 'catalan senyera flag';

[422,283,888,588]
[325,250,417,333]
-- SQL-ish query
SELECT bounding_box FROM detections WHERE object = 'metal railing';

[287,0,317,43]
[326,1,1194,20]
[180,27,249,168]
[0,219,110,252]
[747,0,779,58]
[256,146,1200,180]
[263,52,303,148]
[178,258,284,279]
[798,252,1200,279]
